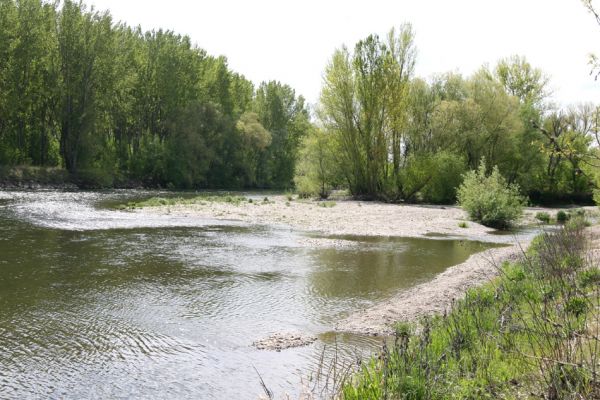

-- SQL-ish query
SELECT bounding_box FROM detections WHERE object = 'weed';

[320,201,337,208]
[535,211,551,224]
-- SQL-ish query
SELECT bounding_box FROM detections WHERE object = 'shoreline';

[335,244,525,335]
[138,195,512,241]
[135,195,565,336]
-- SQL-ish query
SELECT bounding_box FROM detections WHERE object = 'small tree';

[294,128,339,198]
[457,159,525,229]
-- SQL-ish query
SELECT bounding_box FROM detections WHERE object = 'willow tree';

[236,111,271,185]
[319,24,416,200]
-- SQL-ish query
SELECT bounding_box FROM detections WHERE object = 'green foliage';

[252,81,310,188]
[495,55,550,106]
[578,267,600,288]
[594,189,600,207]
[457,160,526,229]
[0,0,309,190]
[320,29,596,204]
[294,128,340,199]
[458,221,468,228]
[344,223,600,399]
[121,194,247,209]
[1,5,597,201]
[400,151,467,203]
[320,24,416,200]
[556,210,569,223]
[535,211,551,224]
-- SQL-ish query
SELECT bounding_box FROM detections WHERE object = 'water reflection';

[308,235,502,301]
[0,191,504,399]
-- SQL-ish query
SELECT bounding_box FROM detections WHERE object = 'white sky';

[87,0,600,107]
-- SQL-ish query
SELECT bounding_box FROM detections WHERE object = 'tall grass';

[342,218,600,399]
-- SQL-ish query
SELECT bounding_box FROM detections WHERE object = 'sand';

[142,195,496,239]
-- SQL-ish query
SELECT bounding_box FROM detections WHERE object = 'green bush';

[398,151,467,204]
[457,160,526,229]
[556,210,569,223]
[535,211,551,224]
[422,152,467,204]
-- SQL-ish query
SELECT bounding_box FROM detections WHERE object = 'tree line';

[296,24,600,204]
[0,0,310,188]
[1,1,598,204]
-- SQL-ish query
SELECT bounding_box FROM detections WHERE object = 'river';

[0,190,505,399]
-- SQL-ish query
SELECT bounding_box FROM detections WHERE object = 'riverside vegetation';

[341,218,600,399]
[4,0,600,399]
[1,0,600,211]
[0,0,310,189]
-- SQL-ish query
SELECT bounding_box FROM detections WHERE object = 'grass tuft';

[535,211,551,224]
[319,201,337,208]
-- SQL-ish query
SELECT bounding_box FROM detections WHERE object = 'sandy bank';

[141,195,500,240]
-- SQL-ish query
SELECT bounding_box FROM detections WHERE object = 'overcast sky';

[87,0,600,107]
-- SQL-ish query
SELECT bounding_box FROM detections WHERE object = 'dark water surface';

[0,191,503,399]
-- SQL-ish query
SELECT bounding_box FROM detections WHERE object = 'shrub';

[556,210,569,223]
[535,211,551,224]
[457,160,526,229]
[398,151,467,204]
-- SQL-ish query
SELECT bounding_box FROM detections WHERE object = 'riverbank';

[137,194,520,240]
[136,195,590,336]
[336,244,523,335]
[0,166,149,190]
[342,220,600,399]
[0,166,77,190]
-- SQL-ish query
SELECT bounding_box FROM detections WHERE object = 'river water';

[0,190,505,399]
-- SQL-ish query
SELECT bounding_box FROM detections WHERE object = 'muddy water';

[0,191,503,399]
